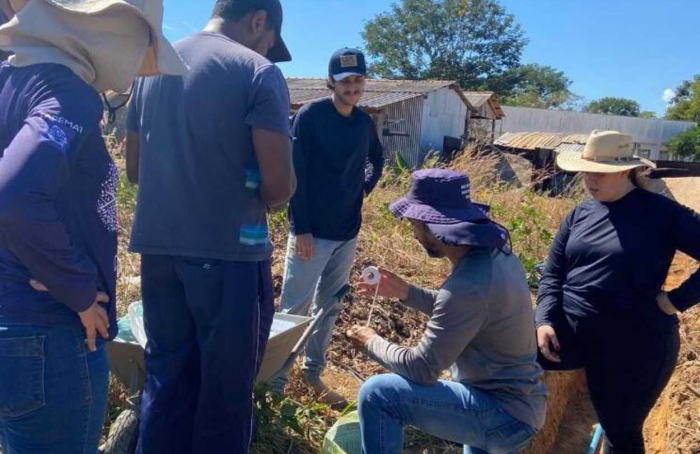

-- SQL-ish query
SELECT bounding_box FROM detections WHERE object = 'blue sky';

[163,0,700,116]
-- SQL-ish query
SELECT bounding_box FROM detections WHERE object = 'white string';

[366,276,381,326]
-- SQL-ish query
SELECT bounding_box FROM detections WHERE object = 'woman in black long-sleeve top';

[535,131,700,454]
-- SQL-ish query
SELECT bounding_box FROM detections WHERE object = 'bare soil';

[644,253,700,454]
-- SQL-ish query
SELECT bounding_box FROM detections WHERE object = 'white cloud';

[182,21,198,33]
[162,23,178,32]
[662,88,675,104]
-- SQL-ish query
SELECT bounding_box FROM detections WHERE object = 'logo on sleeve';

[46,125,69,151]
[40,113,84,153]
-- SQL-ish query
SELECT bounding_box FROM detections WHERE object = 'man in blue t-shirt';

[270,48,384,406]
[125,0,295,452]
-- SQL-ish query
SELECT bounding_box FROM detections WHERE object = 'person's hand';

[346,325,378,351]
[29,280,49,292]
[356,268,410,301]
[537,325,562,363]
[295,234,315,261]
[79,297,110,352]
[657,292,679,316]
[31,280,110,352]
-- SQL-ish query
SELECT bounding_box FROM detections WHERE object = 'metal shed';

[462,91,505,144]
[498,106,697,161]
[287,78,473,167]
[463,91,505,120]
[495,132,588,151]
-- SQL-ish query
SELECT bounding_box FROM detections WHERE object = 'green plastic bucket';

[321,411,362,454]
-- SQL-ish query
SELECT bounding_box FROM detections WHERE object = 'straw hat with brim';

[0,0,187,77]
[557,130,656,174]
[389,169,509,249]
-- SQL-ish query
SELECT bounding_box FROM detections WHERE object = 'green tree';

[639,111,656,119]
[362,0,527,95]
[666,126,700,159]
[503,63,577,109]
[585,97,641,117]
[665,75,700,122]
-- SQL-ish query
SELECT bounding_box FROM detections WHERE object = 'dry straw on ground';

[109,142,698,453]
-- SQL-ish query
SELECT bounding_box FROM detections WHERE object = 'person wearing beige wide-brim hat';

[535,130,700,453]
[557,130,656,173]
[0,0,187,91]
[0,1,182,453]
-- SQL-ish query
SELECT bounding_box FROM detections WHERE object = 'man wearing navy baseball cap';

[271,48,384,405]
[328,47,367,85]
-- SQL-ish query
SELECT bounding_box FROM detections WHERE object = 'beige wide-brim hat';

[557,130,656,173]
[0,0,186,77]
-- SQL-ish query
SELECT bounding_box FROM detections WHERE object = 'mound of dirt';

[645,253,700,454]
[663,177,700,212]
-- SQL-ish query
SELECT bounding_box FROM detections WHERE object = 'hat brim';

[426,221,508,249]
[333,72,366,81]
[38,0,187,76]
[150,34,187,76]
[389,198,490,224]
[556,150,656,174]
[267,35,291,63]
[389,198,507,248]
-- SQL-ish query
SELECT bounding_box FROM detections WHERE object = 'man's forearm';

[401,285,439,316]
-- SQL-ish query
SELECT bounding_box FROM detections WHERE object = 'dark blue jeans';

[0,324,109,454]
[136,255,274,454]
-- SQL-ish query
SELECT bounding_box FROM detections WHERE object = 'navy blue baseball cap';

[329,48,367,81]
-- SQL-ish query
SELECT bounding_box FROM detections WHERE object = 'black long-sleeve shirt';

[288,98,384,241]
[536,188,700,331]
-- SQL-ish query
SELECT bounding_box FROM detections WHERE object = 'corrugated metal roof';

[556,143,586,153]
[463,92,493,108]
[462,91,505,119]
[495,132,589,151]
[289,88,425,110]
[287,78,471,111]
[288,78,456,93]
[500,106,697,146]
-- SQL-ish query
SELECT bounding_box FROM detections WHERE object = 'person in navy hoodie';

[0,1,185,452]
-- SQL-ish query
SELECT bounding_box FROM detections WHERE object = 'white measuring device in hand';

[362,266,381,326]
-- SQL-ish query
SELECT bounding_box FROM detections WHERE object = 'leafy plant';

[252,385,330,454]
[492,191,554,286]
[117,173,138,209]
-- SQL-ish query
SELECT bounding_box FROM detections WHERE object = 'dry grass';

[109,144,585,453]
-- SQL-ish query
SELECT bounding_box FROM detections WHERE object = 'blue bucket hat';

[389,169,509,249]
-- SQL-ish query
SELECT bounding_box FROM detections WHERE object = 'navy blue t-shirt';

[127,32,291,262]
[536,188,700,331]
[0,62,118,337]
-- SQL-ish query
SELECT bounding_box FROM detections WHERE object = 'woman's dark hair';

[629,167,651,190]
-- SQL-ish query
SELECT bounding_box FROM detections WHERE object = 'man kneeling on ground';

[347,169,547,454]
